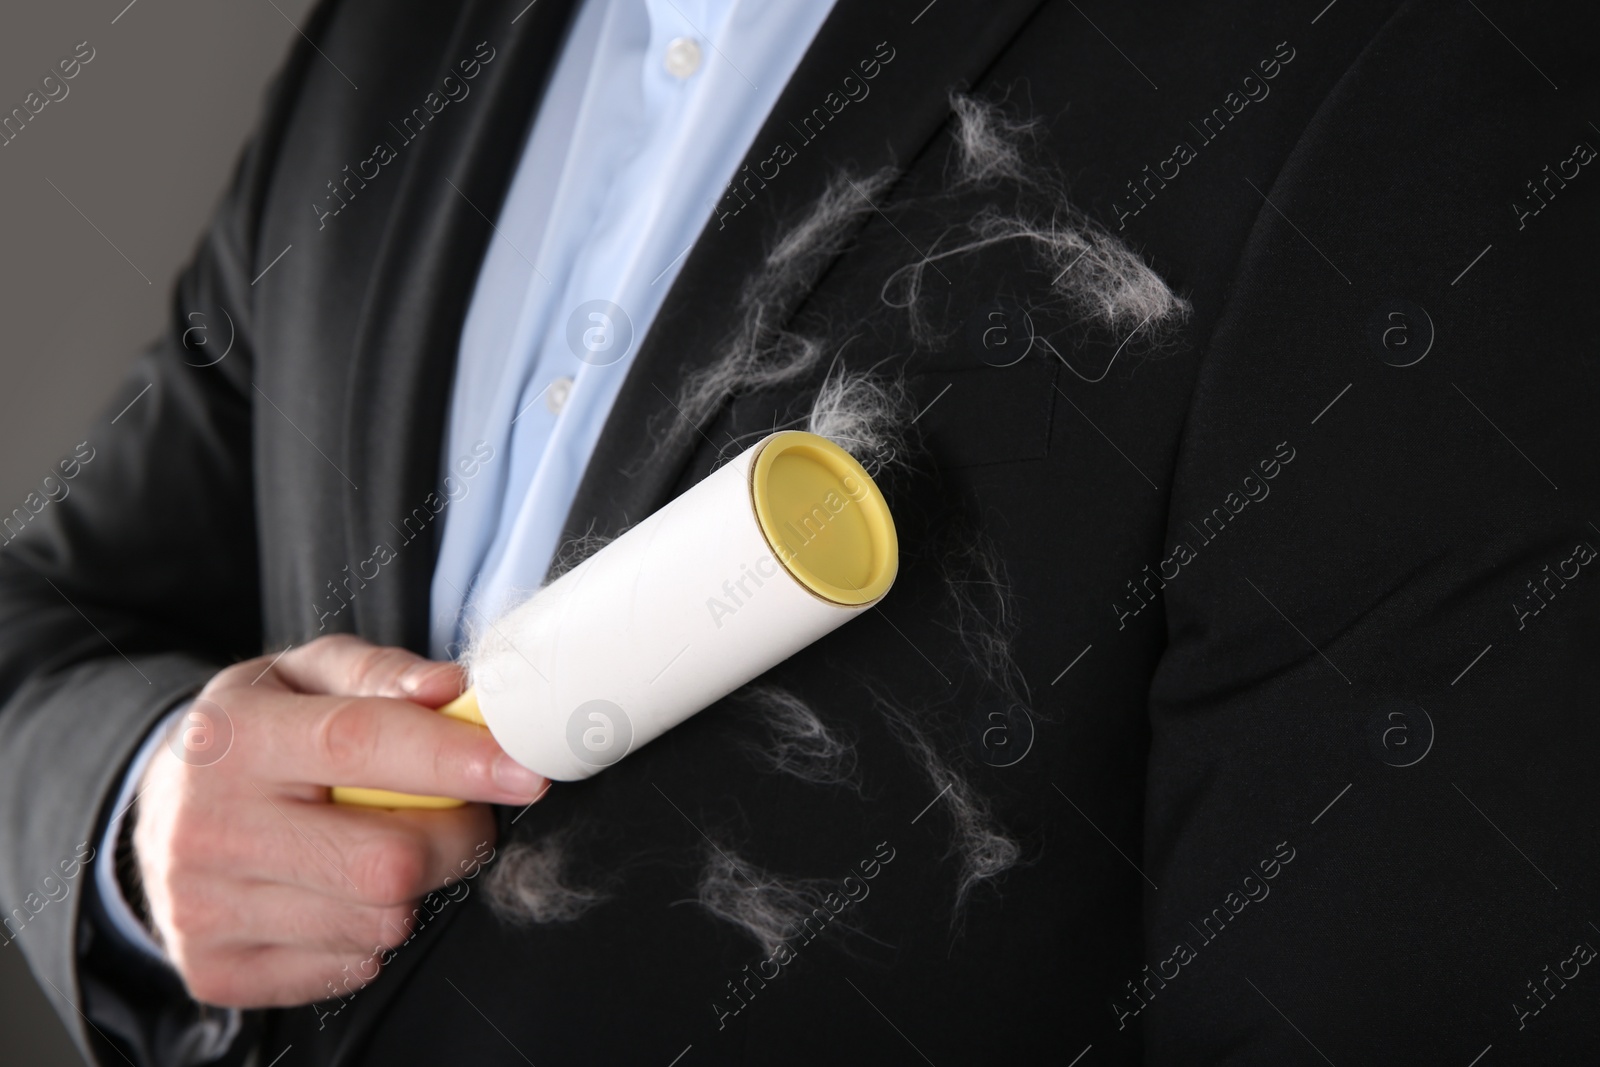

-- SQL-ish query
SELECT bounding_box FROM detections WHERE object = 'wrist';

[93,703,187,961]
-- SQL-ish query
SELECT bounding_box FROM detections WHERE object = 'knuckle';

[433,735,472,792]
[140,826,196,897]
[348,644,413,697]
[164,809,224,868]
[179,956,242,1006]
[164,880,211,928]
[373,905,421,949]
[438,731,497,794]
[308,633,359,656]
[353,835,430,905]
[312,699,378,775]
[164,892,229,946]
[205,661,254,692]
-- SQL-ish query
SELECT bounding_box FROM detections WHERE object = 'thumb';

[271,634,467,705]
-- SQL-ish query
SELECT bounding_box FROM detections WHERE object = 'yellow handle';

[330,689,484,809]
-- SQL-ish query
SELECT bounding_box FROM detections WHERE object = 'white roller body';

[470,436,881,780]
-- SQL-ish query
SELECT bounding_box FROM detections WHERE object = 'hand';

[132,634,548,1007]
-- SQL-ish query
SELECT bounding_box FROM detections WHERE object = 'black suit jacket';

[2,0,1597,1063]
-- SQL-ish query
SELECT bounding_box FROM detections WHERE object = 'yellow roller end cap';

[750,431,898,606]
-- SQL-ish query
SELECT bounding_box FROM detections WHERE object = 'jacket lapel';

[323,2,579,1054]
[339,0,582,652]
[341,0,1053,645]
[559,0,1051,548]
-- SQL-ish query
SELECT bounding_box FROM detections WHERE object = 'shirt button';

[546,376,574,414]
[663,36,702,79]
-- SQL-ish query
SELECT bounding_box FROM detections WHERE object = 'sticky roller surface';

[474,430,899,781]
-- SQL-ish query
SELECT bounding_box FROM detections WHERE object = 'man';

[2,0,1596,1063]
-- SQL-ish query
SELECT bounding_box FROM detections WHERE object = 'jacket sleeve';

[0,11,328,1062]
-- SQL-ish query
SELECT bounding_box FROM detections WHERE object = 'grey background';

[1,0,312,1062]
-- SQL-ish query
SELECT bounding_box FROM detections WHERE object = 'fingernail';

[400,662,453,695]
[493,754,546,799]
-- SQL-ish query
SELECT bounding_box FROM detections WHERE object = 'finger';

[173,795,497,906]
[249,691,546,804]
[180,943,389,1009]
[269,634,466,705]
[175,879,441,955]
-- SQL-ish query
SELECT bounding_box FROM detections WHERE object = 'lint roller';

[333,430,897,808]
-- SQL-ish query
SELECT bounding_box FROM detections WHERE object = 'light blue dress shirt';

[429,0,837,657]
[99,0,836,958]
